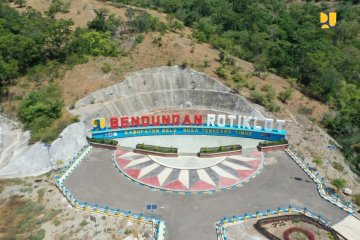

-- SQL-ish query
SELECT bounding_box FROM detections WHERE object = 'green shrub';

[65,54,89,66]
[232,72,248,87]
[215,66,227,79]
[101,62,112,73]
[203,59,210,68]
[200,145,242,154]
[80,220,88,227]
[125,229,132,235]
[331,178,346,192]
[298,106,313,115]
[251,91,268,106]
[130,11,167,33]
[180,60,188,69]
[18,85,64,143]
[136,144,177,153]
[169,19,184,31]
[332,162,344,172]
[15,0,27,8]
[37,188,46,202]
[69,30,117,57]
[29,229,45,240]
[259,139,288,147]
[135,34,145,44]
[278,87,294,103]
[266,102,281,112]
[53,219,61,226]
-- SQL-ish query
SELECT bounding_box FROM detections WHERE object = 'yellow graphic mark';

[320,12,336,29]
[92,117,106,129]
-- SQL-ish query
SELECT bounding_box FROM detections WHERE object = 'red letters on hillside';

[107,114,204,129]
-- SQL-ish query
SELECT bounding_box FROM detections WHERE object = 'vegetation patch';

[200,145,242,154]
[258,139,288,147]
[0,195,59,240]
[136,143,177,153]
[89,137,118,146]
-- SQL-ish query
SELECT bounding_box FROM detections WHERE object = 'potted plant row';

[134,143,178,157]
[257,139,288,152]
[199,145,242,158]
[88,137,118,150]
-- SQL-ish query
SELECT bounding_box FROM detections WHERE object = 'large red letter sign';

[110,116,119,129]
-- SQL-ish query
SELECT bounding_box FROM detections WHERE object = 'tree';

[331,178,346,193]
[88,9,107,32]
[312,156,323,170]
[15,0,26,8]
[69,30,117,57]
[44,19,74,60]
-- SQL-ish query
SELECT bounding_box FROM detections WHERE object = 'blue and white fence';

[285,145,355,214]
[55,145,166,240]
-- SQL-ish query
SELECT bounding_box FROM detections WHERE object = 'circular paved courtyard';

[114,148,263,192]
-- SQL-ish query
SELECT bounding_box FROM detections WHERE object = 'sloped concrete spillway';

[71,65,265,128]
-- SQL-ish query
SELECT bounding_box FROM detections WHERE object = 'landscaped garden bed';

[134,143,178,157]
[257,139,288,152]
[199,145,242,158]
[88,138,118,150]
[254,214,341,240]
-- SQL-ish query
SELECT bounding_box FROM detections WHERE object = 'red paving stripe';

[141,176,160,187]
[237,170,255,180]
[191,180,216,190]
[116,158,131,169]
[163,180,188,190]
[246,160,261,169]
[218,177,239,187]
[251,151,262,158]
[115,150,128,157]
[124,169,141,179]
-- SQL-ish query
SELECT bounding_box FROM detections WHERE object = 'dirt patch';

[0,172,152,240]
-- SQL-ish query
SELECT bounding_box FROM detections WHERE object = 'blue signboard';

[146,204,157,210]
[91,124,286,141]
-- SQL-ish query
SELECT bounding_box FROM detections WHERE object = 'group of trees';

[0,2,120,142]
[0,3,118,90]
[110,0,360,175]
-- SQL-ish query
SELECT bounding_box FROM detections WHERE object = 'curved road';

[64,148,348,240]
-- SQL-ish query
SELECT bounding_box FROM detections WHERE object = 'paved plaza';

[64,147,348,240]
[115,148,263,191]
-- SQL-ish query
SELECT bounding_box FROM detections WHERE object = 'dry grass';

[0,195,59,239]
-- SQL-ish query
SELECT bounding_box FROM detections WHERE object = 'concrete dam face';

[0,66,264,178]
[71,65,264,128]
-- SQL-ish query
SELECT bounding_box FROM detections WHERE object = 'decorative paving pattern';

[114,150,263,192]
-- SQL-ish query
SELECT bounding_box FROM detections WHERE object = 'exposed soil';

[0,172,152,240]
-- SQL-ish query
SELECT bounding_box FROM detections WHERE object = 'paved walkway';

[333,215,360,240]
[115,149,263,191]
[64,149,349,240]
